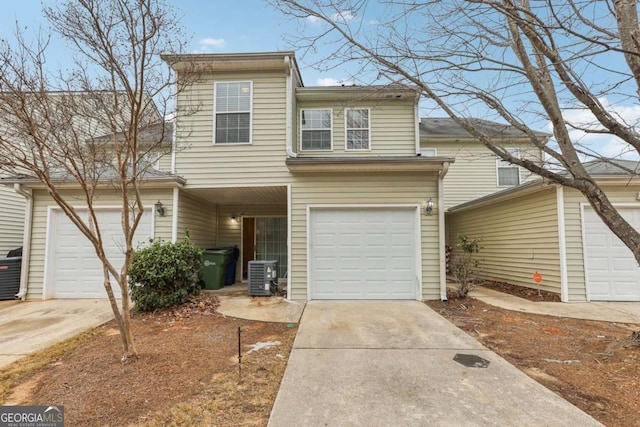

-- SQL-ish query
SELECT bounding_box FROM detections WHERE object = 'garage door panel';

[49,210,152,299]
[584,207,640,301]
[310,207,418,300]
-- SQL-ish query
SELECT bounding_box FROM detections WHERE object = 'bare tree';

[272,0,640,263]
[0,0,188,360]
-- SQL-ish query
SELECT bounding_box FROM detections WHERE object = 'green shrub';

[451,234,482,298]
[128,238,203,311]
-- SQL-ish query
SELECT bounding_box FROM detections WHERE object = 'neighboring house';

[447,160,640,302]
[419,118,548,209]
[1,93,179,300]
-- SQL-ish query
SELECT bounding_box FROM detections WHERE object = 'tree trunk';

[102,265,138,361]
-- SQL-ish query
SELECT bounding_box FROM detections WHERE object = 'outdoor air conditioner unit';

[248,260,278,296]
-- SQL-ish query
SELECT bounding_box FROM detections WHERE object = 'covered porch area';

[174,185,289,286]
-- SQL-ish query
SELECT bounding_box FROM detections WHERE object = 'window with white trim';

[345,108,370,150]
[301,109,332,151]
[214,81,252,144]
[497,148,520,186]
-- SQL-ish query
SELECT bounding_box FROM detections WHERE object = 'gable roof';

[419,118,549,139]
[582,159,640,176]
[90,121,173,147]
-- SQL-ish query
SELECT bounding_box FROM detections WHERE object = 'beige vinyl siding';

[175,72,290,187]
[176,191,217,248]
[563,184,640,302]
[290,173,440,301]
[216,204,287,247]
[425,140,542,208]
[298,100,416,156]
[447,187,562,294]
[26,188,173,300]
[0,186,25,255]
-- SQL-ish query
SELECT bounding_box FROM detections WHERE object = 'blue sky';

[0,0,359,88]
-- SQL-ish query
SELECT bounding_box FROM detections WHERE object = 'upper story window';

[497,148,520,186]
[345,108,370,150]
[301,109,332,151]
[214,81,252,144]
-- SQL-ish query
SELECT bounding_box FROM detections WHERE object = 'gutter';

[284,55,298,158]
[14,184,32,300]
[438,162,450,301]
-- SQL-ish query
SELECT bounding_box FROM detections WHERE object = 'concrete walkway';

[0,299,113,369]
[472,287,640,324]
[268,301,603,427]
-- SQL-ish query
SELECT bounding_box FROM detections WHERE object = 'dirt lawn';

[1,293,297,426]
[1,288,639,426]
[428,286,640,427]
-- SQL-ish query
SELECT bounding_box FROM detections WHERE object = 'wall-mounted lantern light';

[425,198,434,216]
[155,200,166,217]
[231,215,238,224]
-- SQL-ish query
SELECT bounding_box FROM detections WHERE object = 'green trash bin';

[201,250,230,290]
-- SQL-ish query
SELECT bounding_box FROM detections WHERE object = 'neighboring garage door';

[309,207,418,300]
[48,209,152,298]
[583,207,640,301]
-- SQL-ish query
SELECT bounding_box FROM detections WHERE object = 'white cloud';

[316,77,354,86]
[306,15,322,25]
[332,9,356,22]
[549,97,640,160]
[198,37,226,51]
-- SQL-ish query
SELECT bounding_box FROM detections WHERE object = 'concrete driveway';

[0,299,114,369]
[268,301,603,427]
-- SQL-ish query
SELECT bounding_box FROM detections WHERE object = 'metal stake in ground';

[238,326,242,382]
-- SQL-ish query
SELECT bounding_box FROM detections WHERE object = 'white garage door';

[309,207,418,300]
[48,209,152,298]
[584,207,640,301]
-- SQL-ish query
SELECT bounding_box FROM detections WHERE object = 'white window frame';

[300,108,333,151]
[213,80,253,145]
[345,108,371,151]
[496,147,521,187]
[421,147,437,157]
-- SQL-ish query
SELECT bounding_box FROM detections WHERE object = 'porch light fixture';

[425,198,434,216]
[155,200,166,217]
[230,215,238,224]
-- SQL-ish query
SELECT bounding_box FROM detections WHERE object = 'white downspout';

[438,162,450,301]
[171,187,179,243]
[287,184,292,300]
[284,56,297,158]
[415,104,421,155]
[556,185,569,302]
[14,184,33,300]
[170,116,177,174]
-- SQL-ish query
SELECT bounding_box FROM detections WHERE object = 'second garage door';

[583,207,640,301]
[48,209,152,299]
[309,207,419,299]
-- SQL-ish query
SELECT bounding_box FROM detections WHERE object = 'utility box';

[248,260,278,296]
[0,257,22,300]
